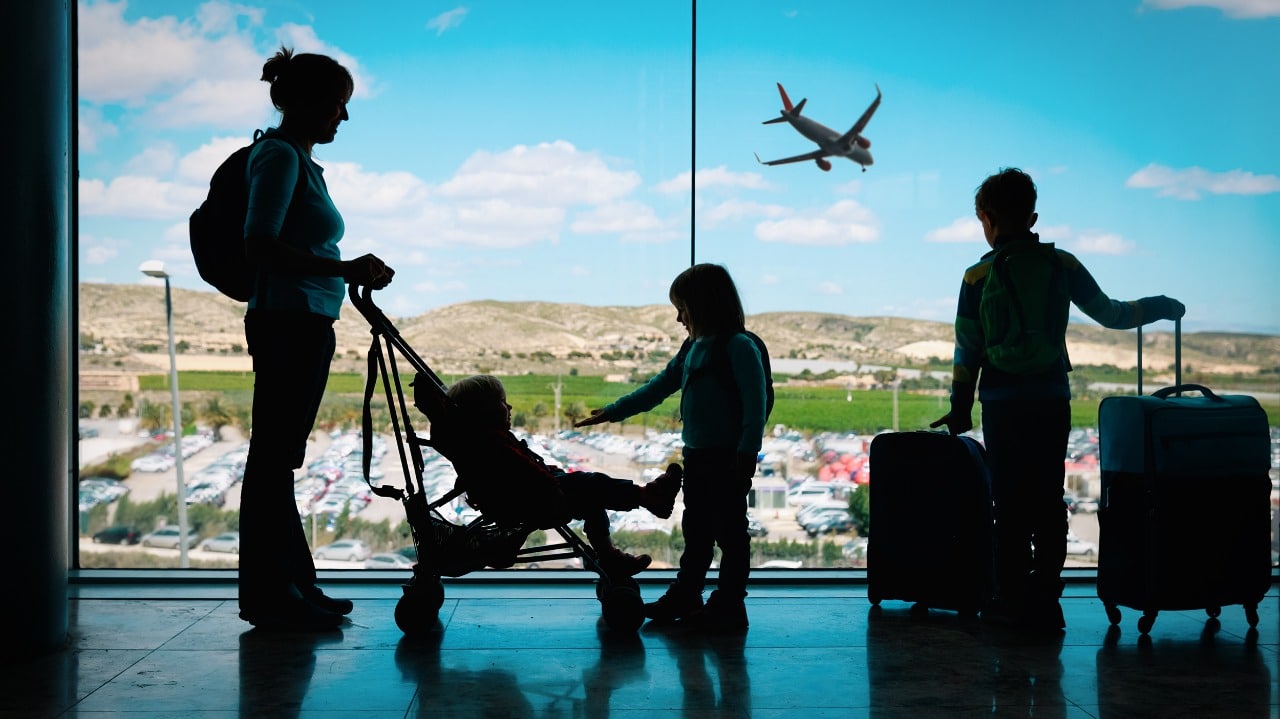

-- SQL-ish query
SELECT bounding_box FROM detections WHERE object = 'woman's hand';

[343,254,395,289]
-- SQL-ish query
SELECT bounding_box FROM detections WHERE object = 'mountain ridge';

[77,283,1278,377]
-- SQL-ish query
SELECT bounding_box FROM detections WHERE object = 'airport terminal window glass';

[74,2,1278,577]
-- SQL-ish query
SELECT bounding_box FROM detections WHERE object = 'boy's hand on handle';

[574,409,609,428]
[930,412,972,436]
[1141,295,1185,321]
[343,254,395,289]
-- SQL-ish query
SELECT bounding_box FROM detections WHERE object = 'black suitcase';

[1097,320,1272,634]
[867,431,995,615]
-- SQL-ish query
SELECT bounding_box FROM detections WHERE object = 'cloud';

[1126,163,1280,200]
[925,217,983,243]
[439,141,641,205]
[756,200,879,246]
[655,166,770,194]
[427,7,469,35]
[78,106,118,154]
[1141,0,1280,18]
[79,234,123,265]
[1070,232,1137,256]
[700,199,790,227]
[124,143,178,175]
[570,202,663,234]
[816,281,844,296]
[77,1,372,130]
[79,176,205,219]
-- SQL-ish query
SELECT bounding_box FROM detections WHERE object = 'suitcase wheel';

[1104,604,1121,626]
[1206,606,1221,619]
[1245,604,1259,628]
[1137,612,1157,635]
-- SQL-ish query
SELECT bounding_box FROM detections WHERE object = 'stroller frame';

[348,286,647,636]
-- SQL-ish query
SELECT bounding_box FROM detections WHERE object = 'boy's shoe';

[644,584,704,623]
[598,548,652,578]
[300,585,354,616]
[640,463,683,519]
[683,591,749,633]
[1022,600,1066,633]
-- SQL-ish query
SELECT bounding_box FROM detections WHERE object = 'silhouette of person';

[237,46,395,630]
[931,168,1184,631]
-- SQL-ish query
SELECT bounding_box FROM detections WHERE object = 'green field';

[138,371,1126,433]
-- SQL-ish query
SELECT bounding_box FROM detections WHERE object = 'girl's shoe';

[643,584,704,623]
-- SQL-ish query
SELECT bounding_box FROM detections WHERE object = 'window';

[77,1,1279,572]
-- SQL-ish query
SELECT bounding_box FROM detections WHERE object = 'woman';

[238,47,394,630]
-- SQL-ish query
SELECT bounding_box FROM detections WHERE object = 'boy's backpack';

[188,130,305,301]
[678,330,774,423]
[978,240,1070,374]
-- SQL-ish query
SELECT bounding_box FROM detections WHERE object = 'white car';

[197,532,239,554]
[364,552,415,569]
[313,539,372,562]
[1066,532,1098,558]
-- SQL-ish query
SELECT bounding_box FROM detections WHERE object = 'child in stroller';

[438,374,683,578]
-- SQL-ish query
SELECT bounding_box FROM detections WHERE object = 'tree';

[848,485,870,537]
[138,399,170,434]
[201,397,235,441]
[563,400,588,428]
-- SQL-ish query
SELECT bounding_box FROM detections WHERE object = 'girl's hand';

[574,409,609,428]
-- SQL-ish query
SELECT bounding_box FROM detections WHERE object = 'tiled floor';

[5,579,1275,718]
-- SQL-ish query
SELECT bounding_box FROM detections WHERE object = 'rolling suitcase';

[1097,319,1272,634]
[867,431,995,615]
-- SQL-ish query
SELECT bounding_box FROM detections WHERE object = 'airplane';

[755,83,882,172]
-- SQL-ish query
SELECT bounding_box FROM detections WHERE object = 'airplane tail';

[777,83,794,112]
[763,83,803,124]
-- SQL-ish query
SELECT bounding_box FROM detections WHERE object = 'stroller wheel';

[395,575,445,636]
[601,584,645,632]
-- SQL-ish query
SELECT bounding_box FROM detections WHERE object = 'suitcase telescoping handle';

[1135,317,1180,396]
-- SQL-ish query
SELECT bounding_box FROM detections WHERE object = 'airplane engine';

[816,158,832,172]
[855,136,871,149]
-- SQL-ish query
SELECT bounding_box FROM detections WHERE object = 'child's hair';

[975,167,1036,232]
[669,263,745,337]
[446,374,506,427]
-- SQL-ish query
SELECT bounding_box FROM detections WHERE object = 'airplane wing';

[839,84,882,144]
[754,149,830,166]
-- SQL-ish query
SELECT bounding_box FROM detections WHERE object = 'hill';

[77,283,1279,377]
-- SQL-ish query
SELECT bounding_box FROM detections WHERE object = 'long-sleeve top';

[948,231,1174,416]
[244,129,345,319]
[602,332,767,455]
[440,427,570,530]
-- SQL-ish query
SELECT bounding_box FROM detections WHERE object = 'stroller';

[348,286,666,636]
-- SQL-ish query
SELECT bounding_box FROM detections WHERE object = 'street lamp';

[140,260,190,568]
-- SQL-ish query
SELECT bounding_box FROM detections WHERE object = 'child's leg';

[674,448,719,593]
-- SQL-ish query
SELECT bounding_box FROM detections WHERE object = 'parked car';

[746,513,768,538]
[842,537,868,561]
[1074,496,1099,513]
[140,526,198,549]
[799,506,853,531]
[758,559,803,569]
[364,552,415,569]
[197,532,240,554]
[806,512,856,537]
[313,539,372,562]
[1066,531,1098,558]
[92,525,140,545]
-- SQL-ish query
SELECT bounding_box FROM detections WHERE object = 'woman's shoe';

[300,585,354,615]
[240,596,344,631]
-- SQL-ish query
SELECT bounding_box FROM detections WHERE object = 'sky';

[77,0,1280,333]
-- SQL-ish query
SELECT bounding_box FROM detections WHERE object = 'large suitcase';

[1097,320,1272,634]
[867,431,995,615]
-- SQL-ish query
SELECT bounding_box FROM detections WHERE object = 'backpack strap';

[247,131,310,303]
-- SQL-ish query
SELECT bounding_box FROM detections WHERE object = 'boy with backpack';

[930,168,1184,632]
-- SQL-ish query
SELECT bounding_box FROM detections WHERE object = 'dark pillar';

[1,1,73,653]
